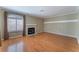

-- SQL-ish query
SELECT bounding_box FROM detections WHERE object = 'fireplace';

[28,27,35,35]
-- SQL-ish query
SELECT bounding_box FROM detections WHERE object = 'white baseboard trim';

[44,31,79,43]
[45,32,76,38]
[1,35,23,41]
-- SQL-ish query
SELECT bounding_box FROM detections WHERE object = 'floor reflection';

[7,41,24,52]
[1,37,27,52]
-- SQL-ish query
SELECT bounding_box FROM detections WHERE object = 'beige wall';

[45,14,77,22]
[77,13,79,42]
[44,13,79,39]
[26,15,44,35]
[0,10,4,40]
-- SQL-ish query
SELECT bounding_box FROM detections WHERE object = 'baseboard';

[44,31,79,43]
[44,32,79,44]
[1,35,23,41]
[45,32,76,38]
[9,35,23,39]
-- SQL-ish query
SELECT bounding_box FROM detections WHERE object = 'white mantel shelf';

[26,24,37,25]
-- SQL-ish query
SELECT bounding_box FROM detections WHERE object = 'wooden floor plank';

[0,32,79,52]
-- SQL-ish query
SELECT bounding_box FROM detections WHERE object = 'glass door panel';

[7,14,23,38]
[8,18,17,37]
[17,18,23,35]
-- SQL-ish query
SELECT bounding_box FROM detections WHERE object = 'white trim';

[44,20,79,24]
[26,24,37,25]
[45,32,77,38]
[44,31,78,42]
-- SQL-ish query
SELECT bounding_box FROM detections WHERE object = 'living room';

[0,6,79,52]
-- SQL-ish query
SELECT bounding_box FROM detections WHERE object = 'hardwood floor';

[0,32,79,52]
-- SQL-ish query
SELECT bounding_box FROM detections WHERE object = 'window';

[7,14,23,33]
[17,18,23,31]
[8,18,16,32]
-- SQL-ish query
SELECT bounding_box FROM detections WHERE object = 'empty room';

[0,6,79,52]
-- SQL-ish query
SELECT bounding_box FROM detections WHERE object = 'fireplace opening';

[28,27,35,35]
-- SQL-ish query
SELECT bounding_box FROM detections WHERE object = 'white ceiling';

[1,6,79,18]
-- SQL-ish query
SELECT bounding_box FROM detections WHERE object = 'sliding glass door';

[17,17,23,35]
[7,14,23,37]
